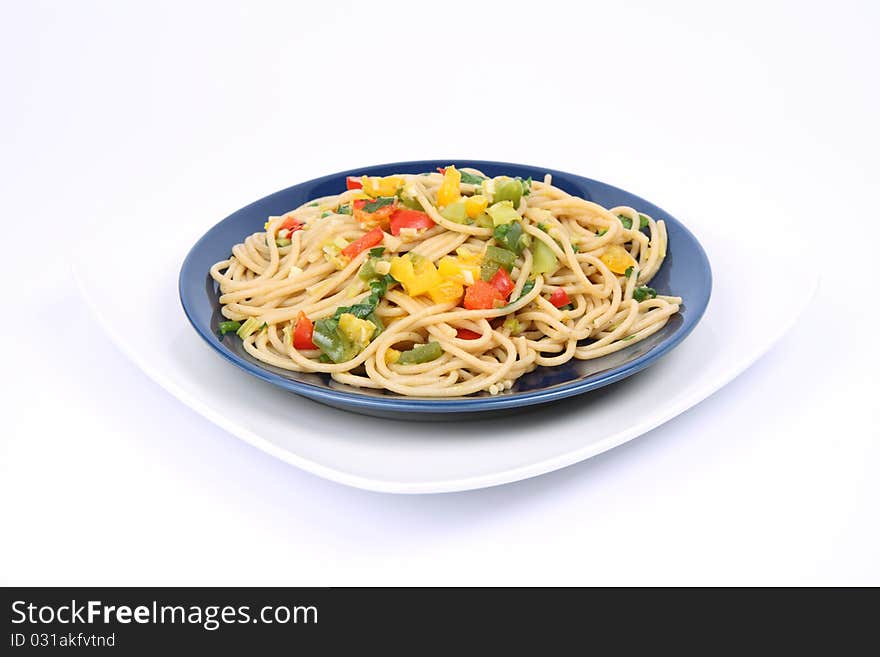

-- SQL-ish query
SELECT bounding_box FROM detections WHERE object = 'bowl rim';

[179,159,712,413]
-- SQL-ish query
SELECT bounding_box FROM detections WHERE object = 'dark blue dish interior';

[179,160,711,418]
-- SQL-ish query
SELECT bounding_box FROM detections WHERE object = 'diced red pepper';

[456,328,482,340]
[489,267,515,299]
[437,167,446,174]
[463,280,504,310]
[346,176,363,190]
[549,288,572,308]
[341,226,385,259]
[293,311,316,350]
[353,198,398,228]
[280,216,304,233]
[389,209,435,236]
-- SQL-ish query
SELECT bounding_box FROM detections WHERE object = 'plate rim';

[178,159,712,413]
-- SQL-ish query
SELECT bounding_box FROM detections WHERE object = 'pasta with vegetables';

[209,166,681,397]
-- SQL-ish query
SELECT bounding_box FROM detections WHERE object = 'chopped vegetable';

[320,211,331,218]
[369,246,385,258]
[489,267,515,299]
[493,177,523,208]
[486,201,519,226]
[473,212,494,229]
[279,216,303,233]
[341,227,385,259]
[275,237,292,247]
[502,317,521,334]
[390,208,435,236]
[493,221,528,255]
[456,328,482,340]
[358,258,378,281]
[512,279,536,303]
[236,317,263,339]
[596,229,607,237]
[218,320,241,336]
[531,238,558,275]
[338,312,377,346]
[337,204,351,215]
[439,198,469,224]
[385,348,401,364]
[463,280,504,310]
[520,177,532,196]
[638,214,650,229]
[438,255,480,286]
[312,318,359,363]
[346,176,363,190]
[397,341,443,365]
[633,286,658,302]
[459,170,487,185]
[618,214,634,230]
[600,245,637,275]
[549,288,571,308]
[481,245,517,280]
[353,197,397,228]
[464,194,489,219]
[427,278,464,305]
[389,253,442,297]
[437,165,462,207]
[293,311,317,350]
[362,175,404,198]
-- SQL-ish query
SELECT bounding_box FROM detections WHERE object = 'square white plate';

[72,212,814,493]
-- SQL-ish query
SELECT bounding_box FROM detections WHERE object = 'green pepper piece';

[217,320,241,336]
[531,238,558,275]
[311,318,358,363]
[493,177,523,208]
[487,201,519,226]
[440,198,468,224]
[397,341,443,365]
[493,221,526,255]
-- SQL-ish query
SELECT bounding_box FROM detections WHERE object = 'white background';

[3,0,878,585]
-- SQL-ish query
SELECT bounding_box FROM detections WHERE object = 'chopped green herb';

[571,243,580,253]
[618,214,633,230]
[512,279,536,303]
[321,211,331,218]
[537,222,549,232]
[638,213,650,229]
[459,170,487,185]
[362,196,395,213]
[596,229,607,237]
[624,266,635,278]
[217,320,241,336]
[308,202,319,207]
[369,246,385,258]
[633,286,657,302]
[621,334,637,342]
[493,221,528,255]
[337,204,351,215]
[520,176,532,196]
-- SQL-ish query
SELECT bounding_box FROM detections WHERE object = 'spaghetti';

[209,166,681,397]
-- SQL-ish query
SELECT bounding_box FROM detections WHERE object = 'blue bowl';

[180,160,711,419]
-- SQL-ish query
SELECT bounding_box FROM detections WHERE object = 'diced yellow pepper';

[438,256,480,286]
[338,313,376,346]
[464,194,489,219]
[389,254,442,297]
[385,348,401,364]
[361,175,404,197]
[427,279,464,305]
[437,166,461,207]
[600,245,637,275]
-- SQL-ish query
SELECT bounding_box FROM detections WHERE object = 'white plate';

[72,214,814,494]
